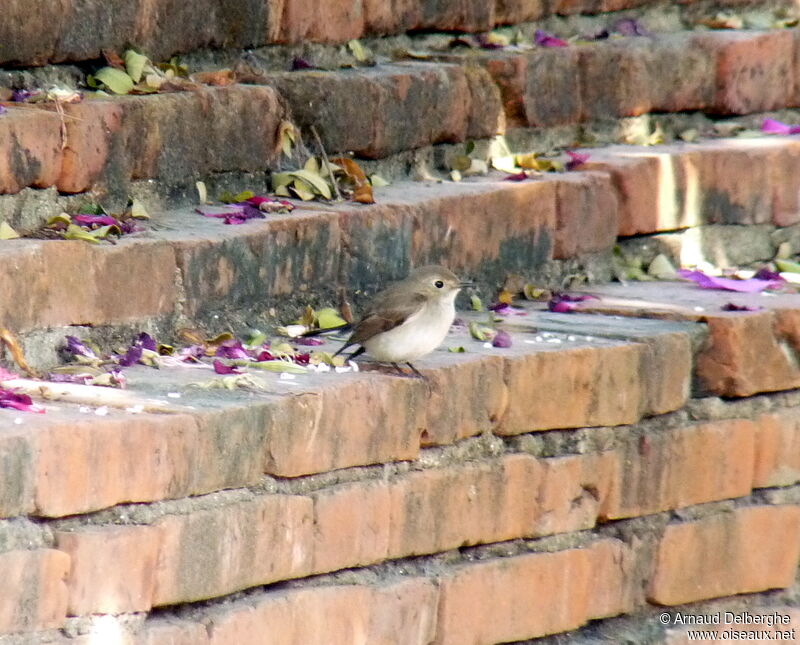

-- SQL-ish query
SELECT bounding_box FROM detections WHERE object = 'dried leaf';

[370,174,389,187]
[102,50,126,70]
[647,254,677,279]
[775,259,800,274]
[450,170,462,182]
[469,321,496,342]
[64,223,102,243]
[317,308,347,329]
[678,128,699,143]
[523,284,550,301]
[196,181,208,204]
[94,67,135,95]
[470,295,483,311]
[130,198,150,219]
[0,327,38,376]
[290,181,316,201]
[279,121,297,158]
[451,155,472,172]
[332,157,374,204]
[287,169,332,199]
[448,346,466,353]
[0,222,19,240]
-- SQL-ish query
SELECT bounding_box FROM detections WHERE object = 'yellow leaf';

[279,120,296,158]
[124,49,149,83]
[316,308,347,329]
[287,169,332,199]
[370,174,389,187]
[451,155,472,172]
[290,181,316,201]
[515,153,540,170]
[272,172,293,189]
[274,184,291,197]
[64,224,102,243]
[304,157,320,174]
[94,66,134,95]
[0,222,20,240]
[196,181,208,204]
[348,39,367,62]
[130,198,150,219]
[498,290,514,305]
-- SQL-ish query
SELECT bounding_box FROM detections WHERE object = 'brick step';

[2,29,800,210]
[3,0,796,67]
[580,281,800,397]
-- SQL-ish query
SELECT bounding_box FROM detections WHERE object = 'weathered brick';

[696,30,796,114]
[549,170,619,259]
[363,0,420,34]
[264,63,470,158]
[435,539,634,645]
[480,48,581,128]
[648,505,800,605]
[388,455,540,557]
[262,375,425,477]
[55,525,161,614]
[167,208,342,320]
[421,354,507,445]
[33,412,198,517]
[0,549,69,634]
[152,495,313,605]
[205,578,438,645]
[494,0,546,23]
[0,109,63,195]
[416,0,495,31]
[753,409,800,488]
[0,238,177,333]
[463,64,504,139]
[553,0,651,13]
[0,428,35,518]
[534,453,618,536]
[268,0,365,44]
[605,420,756,519]
[498,342,643,433]
[646,34,716,113]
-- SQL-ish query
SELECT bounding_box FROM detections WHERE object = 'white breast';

[362,291,457,363]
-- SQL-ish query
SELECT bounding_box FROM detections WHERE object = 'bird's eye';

[434,280,444,288]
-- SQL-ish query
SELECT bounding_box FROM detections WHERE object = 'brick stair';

[5,0,800,643]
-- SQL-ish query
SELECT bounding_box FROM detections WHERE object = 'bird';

[332,266,471,377]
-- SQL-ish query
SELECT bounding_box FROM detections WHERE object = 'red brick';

[0,238,177,334]
[205,578,438,645]
[152,495,313,605]
[265,64,470,158]
[494,0,546,23]
[268,0,365,44]
[549,170,619,259]
[498,342,644,433]
[0,549,69,634]
[696,30,796,114]
[0,108,63,194]
[33,413,198,517]
[311,479,392,573]
[55,525,160,614]
[647,34,716,113]
[388,455,540,557]
[553,0,650,13]
[463,64,504,139]
[753,409,800,488]
[421,354,507,446]
[605,420,756,520]
[0,2,64,65]
[435,539,634,645]
[363,0,420,34]
[262,376,425,477]
[648,505,800,605]
[578,41,652,120]
[416,0,495,32]
[534,453,618,536]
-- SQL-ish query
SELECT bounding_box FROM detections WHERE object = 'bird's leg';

[346,346,366,362]
[390,362,405,375]
[406,362,426,379]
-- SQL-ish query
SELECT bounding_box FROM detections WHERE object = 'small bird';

[334,266,471,377]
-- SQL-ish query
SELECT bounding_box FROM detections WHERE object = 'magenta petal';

[213,359,241,374]
[0,367,17,380]
[722,303,763,312]
[215,340,251,360]
[65,335,98,359]
[566,150,590,170]
[534,29,568,47]
[0,388,45,413]
[549,300,577,313]
[678,269,784,293]
[492,330,513,348]
[504,172,528,182]
[118,345,143,367]
[73,214,119,227]
[0,105,6,115]
[135,332,157,352]
[761,119,800,135]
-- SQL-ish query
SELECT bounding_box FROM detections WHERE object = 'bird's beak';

[459,280,475,288]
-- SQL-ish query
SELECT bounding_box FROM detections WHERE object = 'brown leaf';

[102,49,126,70]
[332,157,375,204]
[0,327,39,377]
[190,69,237,87]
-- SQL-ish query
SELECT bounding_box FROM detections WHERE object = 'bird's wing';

[346,292,427,347]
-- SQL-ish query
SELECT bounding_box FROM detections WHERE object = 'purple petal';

[549,300,577,313]
[293,336,325,346]
[294,353,311,365]
[534,30,568,48]
[548,292,598,313]
[65,335,98,359]
[492,330,513,348]
[292,57,315,70]
[0,105,7,115]
[566,150,590,170]
[215,339,251,360]
[678,269,784,293]
[613,18,650,37]
[135,332,158,352]
[0,388,45,413]
[761,119,800,135]
[754,268,783,282]
[213,359,241,374]
[47,372,93,384]
[504,172,528,182]
[118,345,143,367]
[11,89,36,102]
[73,214,119,227]
[722,303,763,312]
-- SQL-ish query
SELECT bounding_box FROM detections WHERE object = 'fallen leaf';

[196,181,208,204]
[775,258,800,273]
[124,49,149,83]
[0,222,19,240]
[332,157,374,204]
[317,308,348,329]
[95,66,135,95]
[130,198,150,219]
[279,120,297,158]
[348,39,368,62]
[370,174,389,187]
[0,327,38,377]
[287,168,332,199]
